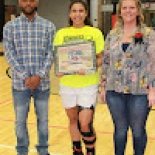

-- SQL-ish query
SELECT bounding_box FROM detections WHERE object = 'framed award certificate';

[54,41,97,75]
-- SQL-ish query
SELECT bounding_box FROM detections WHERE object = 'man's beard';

[21,7,37,15]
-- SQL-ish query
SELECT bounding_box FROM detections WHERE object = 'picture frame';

[54,41,97,75]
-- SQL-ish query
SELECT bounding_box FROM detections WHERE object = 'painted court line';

[0,144,64,155]
[0,98,12,104]
[0,118,155,141]
[0,117,155,141]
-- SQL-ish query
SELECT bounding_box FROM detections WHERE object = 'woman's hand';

[148,87,155,107]
[100,86,106,104]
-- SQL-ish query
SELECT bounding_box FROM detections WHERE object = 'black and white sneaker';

[73,146,84,155]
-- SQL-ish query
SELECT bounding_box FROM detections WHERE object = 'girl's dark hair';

[68,0,93,26]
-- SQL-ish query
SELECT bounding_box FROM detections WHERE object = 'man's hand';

[25,77,32,89]
[25,76,41,90]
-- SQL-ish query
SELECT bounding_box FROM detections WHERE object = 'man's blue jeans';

[106,91,150,155]
[12,88,50,155]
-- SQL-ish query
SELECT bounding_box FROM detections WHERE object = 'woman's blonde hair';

[114,0,144,31]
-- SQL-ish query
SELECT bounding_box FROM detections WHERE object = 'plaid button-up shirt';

[3,14,56,90]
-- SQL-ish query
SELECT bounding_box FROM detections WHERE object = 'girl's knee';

[69,116,78,124]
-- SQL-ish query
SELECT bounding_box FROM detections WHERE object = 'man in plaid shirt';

[3,0,56,155]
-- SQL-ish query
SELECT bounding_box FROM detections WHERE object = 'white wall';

[38,0,70,30]
[102,3,155,12]
[5,0,70,30]
[5,0,18,5]
[90,0,98,27]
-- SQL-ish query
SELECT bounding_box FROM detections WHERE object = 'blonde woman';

[100,0,155,155]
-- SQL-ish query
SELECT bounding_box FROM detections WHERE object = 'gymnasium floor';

[0,43,155,155]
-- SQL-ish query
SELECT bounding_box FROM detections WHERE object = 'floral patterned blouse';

[102,25,155,94]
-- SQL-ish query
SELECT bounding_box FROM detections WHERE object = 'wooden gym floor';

[0,44,155,155]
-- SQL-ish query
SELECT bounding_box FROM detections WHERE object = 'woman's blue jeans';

[106,91,150,155]
[12,88,50,155]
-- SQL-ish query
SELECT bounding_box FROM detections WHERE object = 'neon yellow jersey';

[53,26,104,87]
